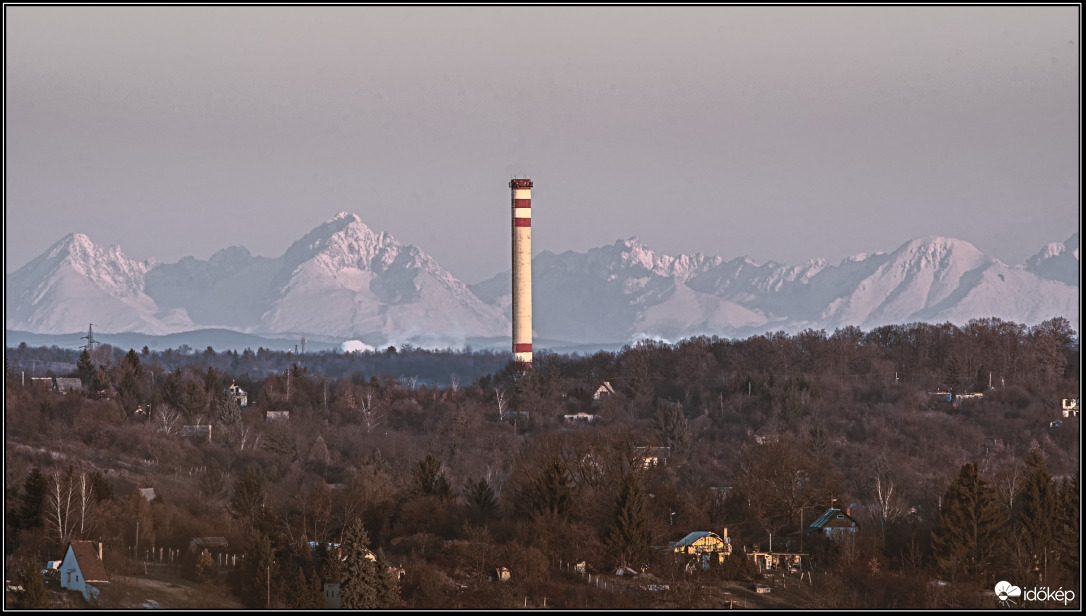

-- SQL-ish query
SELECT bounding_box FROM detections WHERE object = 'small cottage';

[59,540,108,604]
[1062,398,1079,418]
[670,530,732,568]
[808,507,859,540]
[55,378,86,394]
[228,381,249,407]
[592,382,616,400]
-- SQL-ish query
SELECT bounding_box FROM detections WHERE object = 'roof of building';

[55,378,85,392]
[809,508,858,530]
[672,531,725,548]
[67,541,108,582]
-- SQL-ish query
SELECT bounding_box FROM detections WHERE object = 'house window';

[837,515,844,519]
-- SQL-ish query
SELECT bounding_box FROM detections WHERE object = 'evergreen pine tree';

[122,348,142,376]
[464,476,499,522]
[239,530,277,608]
[1017,447,1057,580]
[341,518,379,609]
[1055,472,1079,583]
[930,462,1005,584]
[372,548,403,608]
[75,349,95,386]
[309,570,327,609]
[605,473,652,568]
[286,566,324,609]
[526,458,576,519]
[19,466,47,530]
[412,453,452,499]
[216,389,241,426]
[655,400,690,458]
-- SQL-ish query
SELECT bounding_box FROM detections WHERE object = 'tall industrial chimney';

[510,178,533,367]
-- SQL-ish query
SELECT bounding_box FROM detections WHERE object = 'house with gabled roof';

[55,378,86,393]
[228,381,248,407]
[670,530,732,557]
[808,507,859,540]
[59,540,108,604]
[665,530,732,569]
[592,381,616,400]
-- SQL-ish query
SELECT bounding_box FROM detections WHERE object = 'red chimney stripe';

[513,199,532,208]
[514,218,531,227]
[514,343,532,353]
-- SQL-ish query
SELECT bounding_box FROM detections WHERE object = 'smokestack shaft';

[510,178,533,366]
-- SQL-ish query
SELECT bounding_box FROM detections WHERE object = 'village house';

[669,530,733,567]
[1062,398,1079,418]
[563,412,601,423]
[592,381,616,400]
[807,507,859,540]
[753,426,781,446]
[635,446,670,469]
[30,376,85,394]
[228,381,249,407]
[59,540,108,605]
[55,377,85,393]
[324,583,341,609]
[265,410,290,422]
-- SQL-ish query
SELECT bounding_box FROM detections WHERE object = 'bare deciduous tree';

[870,470,906,545]
[76,468,96,538]
[46,465,78,545]
[495,388,507,420]
[154,403,183,436]
[358,389,387,434]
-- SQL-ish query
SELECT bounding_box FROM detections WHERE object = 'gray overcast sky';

[4,5,1080,283]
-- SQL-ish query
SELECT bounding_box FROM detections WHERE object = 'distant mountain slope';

[1025,233,1079,286]
[6,219,1078,348]
[5,233,191,335]
[471,235,1079,343]
[7,213,509,346]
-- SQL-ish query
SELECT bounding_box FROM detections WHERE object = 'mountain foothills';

[5,213,1079,346]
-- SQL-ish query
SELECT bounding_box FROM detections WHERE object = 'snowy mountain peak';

[1025,233,1079,286]
[610,237,722,281]
[332,211,359,222]
[39,232,150,294]
[891,236,987,270]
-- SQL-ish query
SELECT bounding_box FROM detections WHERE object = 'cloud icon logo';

[995,581,1022,601]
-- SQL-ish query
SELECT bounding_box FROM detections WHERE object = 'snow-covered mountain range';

[5,213,1079,348]
[470,233,1079,343]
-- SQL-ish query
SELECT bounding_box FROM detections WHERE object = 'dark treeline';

[4,317,1079,609]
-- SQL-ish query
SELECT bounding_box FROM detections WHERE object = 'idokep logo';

[995,581,1022,607]
[996,581,1076,607]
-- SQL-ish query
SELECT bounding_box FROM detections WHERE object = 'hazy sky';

[5,6,1079,283]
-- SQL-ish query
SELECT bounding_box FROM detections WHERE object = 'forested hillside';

[4,317,1079,609]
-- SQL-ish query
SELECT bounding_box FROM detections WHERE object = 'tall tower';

[510,178,533,367]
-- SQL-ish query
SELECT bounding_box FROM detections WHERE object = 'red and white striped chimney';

[510,178,533,367]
